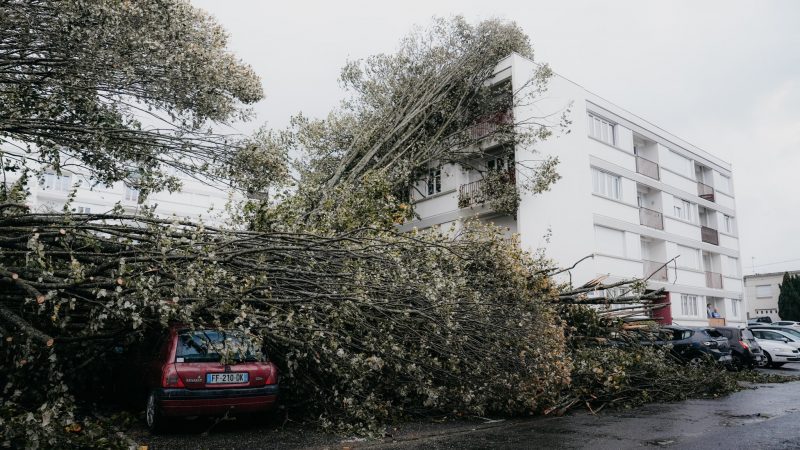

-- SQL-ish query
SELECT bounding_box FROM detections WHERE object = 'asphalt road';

[132,364,800,450]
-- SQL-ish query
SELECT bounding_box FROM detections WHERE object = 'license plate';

[206,372,248,384]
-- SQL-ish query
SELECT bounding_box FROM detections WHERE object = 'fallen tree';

[0,210,573,445]
[0,10,789,449]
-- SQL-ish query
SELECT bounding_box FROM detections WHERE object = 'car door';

[760,330,800,350]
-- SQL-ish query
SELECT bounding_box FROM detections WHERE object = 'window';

[487,155,513,172]
[124,185,140,202]
[680,294,699,317]
[723,215,734,234]
[591,168,622,200]
[75,206,91,214]
[759,330,791,342]
[426,168,442,196]
[755,285,772,298]
[673,197,694,222]
[719,174,732,193]
[594,225,626,257]
[727,257,740,277]
[666,150,692,178]
[43,172,72,192]
[587,113,615,145]
[676,245,700,269]
[730,299,740,318]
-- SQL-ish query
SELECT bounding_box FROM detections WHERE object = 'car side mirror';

[782,338,791,343]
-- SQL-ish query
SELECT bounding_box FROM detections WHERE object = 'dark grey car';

[658,326,733,365]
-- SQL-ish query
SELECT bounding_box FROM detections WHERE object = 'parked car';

[748,316,773,325]
[754,338,800,368]
[749,327,800,351]
[139,326,279,432]
[714,327,764,369]
[657,326,733,365]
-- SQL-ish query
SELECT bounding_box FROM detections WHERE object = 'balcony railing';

[643,260,668,282]
[701,226,719,245]
[467,111,513,140]
[706,271,724,289]
[697,182,715,202]
[458,179,487,208]
[639,207,664,230]
[635,156,660,180]
[458,170,515,209]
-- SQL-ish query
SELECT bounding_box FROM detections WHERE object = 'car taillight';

[265,365,279,385]
[739,339,749,350]
[162,364,185,388]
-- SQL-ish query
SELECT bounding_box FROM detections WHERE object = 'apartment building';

[744,270,800,321]
[403,53,744,328]
[1,152,234,225]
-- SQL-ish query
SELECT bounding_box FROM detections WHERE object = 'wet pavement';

[132,364,800,450]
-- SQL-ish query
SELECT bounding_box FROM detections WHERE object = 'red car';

[143,326,279,432]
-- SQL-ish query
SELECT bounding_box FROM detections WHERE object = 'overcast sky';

[192,0,800,276]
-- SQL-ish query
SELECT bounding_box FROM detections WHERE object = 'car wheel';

[688,355,705,367]
[146,390,167,433]
[763,351,774,368]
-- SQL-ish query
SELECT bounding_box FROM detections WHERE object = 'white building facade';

[744,270,800,321]
[403,53,745,328]
[1,154,234,225]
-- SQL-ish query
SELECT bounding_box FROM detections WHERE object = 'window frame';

[426,167,442,196]
[591,167,622,201]
[723,214,734,234]
[680,294,699,317]
[673,197,694,222]
[755,284,772,298]
[43,172,73,192]
[676,245,701,270]
[594,225,627,258]
[124,184,140,202]
[587,113,616,146]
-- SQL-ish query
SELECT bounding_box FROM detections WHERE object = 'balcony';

[643,260,668,282]
[701,226,719,245]
[458,179,488,208]
[708,317,727,327]
[458,171,516,212]
[705,271,724,289]
[635,156,660,180]
[639,207,664,230]
[697,182,715,202]
[467,111,513,140]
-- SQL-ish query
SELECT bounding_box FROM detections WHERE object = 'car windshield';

[176,330,264,363]
[777,328,800,339]
[703,329,724,338]
[741,329,755,340]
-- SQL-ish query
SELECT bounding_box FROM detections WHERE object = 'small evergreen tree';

[778,272,800,320]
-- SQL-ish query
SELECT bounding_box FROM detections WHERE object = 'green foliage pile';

[553,305,784,414]
[0,210,570,444]
[778,272,800,321]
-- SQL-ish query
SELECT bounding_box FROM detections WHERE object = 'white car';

[750,328,800,351]
[754,337,800,367]
[772,321,800,328]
